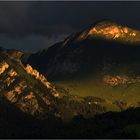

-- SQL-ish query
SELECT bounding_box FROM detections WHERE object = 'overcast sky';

[0,1,140,52]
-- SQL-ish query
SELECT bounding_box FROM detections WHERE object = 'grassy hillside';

[54,76,140,112]
[0,51,110,122]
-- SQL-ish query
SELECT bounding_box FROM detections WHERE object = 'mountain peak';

[93,19,117,26]
[75,20,140,44]
[88,20,128,38]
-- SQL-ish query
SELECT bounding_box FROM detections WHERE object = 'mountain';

[0,47,109,123]
[26,20,140,112]
[0,48,61,118]
[1,21,140,138]
[26,20,140,79]
[71,20,140,44]
[0,47,114,138]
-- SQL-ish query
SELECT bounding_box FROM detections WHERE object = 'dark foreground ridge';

[0,99,140,139]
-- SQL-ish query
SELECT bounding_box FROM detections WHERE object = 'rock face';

[76,21,140,44]
[0,62,9,75]
[26,20,140,81]
[25,64,59,97]
[6,49,24,60]
[0,51,60,118]
[103,75,140,86]
[0,47,24,60]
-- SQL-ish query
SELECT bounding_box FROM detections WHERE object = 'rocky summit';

[75,20,140,43]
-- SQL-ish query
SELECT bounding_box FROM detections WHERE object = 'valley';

[1,20,140,138]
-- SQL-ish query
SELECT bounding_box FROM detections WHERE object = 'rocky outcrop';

[0,62,9,75]
[0,53,60,118]
[5,81,27,103]
[103,75,140,86]
[6,49,24,60]
[76,21,140,44]
[25,64,59,97]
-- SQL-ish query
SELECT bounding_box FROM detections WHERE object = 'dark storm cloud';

[0,1,140,37]
[0,1,140,51]
[0,34,67,52]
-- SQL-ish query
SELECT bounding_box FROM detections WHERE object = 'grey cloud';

[0,2,140,51]
[1,1,140,37]
[0,34,68,52]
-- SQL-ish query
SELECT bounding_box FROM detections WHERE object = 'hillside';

[0,48,110,123]
[0,49,62,119]
[26,20,140,112]
[1,52,140,138]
